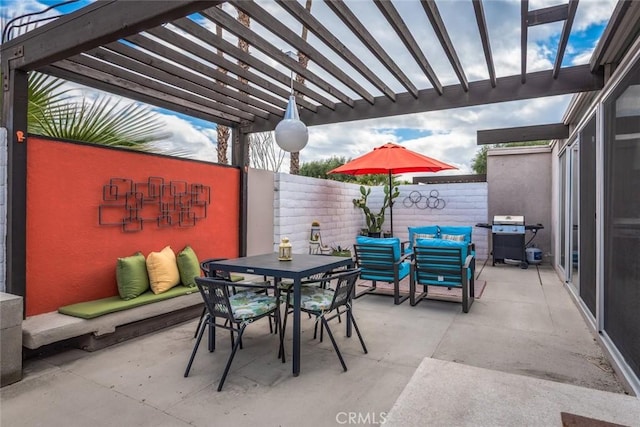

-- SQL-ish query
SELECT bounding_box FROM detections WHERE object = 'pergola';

[1,0,637,298]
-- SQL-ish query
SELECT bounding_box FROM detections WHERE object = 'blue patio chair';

[184,276,283,391]
[410,238,475,312]
[353,236,411,305]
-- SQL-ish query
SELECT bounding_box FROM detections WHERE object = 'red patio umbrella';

[328,142,457,236]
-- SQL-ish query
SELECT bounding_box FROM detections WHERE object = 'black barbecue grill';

[476,215,544,269]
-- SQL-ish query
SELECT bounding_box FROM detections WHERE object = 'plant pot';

[367,232,382,238]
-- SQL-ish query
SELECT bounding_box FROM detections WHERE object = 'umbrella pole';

[389,171,393,237]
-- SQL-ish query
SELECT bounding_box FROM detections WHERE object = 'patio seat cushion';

[146,246,181,294]
[58,285,197,319]
[176,245,201,287]
[298,286,334,311]
[414,238,471,285]
[229,292,279,320]
[116,252,150,300]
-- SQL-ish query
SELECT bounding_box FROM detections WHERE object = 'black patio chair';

[192,258,251,338]
[281,268,367,371]
[184,276,284,392]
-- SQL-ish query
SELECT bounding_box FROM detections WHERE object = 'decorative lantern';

[309,221,320,242]
[278,237,293,261]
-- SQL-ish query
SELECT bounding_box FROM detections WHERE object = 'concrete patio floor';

[2,263,639,426]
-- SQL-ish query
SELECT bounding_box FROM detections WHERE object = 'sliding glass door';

[579,117,597,317]
[603,60,640,379]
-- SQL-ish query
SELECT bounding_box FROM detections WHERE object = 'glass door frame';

[568,142,580,291]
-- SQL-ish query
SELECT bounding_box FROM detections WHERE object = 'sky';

[0,0,618,176]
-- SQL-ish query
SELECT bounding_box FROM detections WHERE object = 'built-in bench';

[22,273,260,354]
[22,290,203,353]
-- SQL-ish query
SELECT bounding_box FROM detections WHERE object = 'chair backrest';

[194,276,235,322]
[325,269,361,310]
[200,258,232,281]
[413,241,468,288]
[353,241,401,282]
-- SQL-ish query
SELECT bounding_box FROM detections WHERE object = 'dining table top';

[206,253,354,280]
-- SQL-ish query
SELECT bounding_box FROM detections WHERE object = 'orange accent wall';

[26,137,240,316]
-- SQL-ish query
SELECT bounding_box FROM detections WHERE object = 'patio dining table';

[206,253,355,376]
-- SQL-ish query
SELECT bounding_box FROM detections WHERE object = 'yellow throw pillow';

[146,246,180,294]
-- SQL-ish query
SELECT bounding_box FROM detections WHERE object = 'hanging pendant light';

[274,57,308,152]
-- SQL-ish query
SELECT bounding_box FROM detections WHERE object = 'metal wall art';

[402,190,446,210]
[98,177,211,232]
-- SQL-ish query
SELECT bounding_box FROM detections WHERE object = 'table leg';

[293,277,301,376]
[346,260,355,337]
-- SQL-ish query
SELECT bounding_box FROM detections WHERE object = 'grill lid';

[493,215,524,225]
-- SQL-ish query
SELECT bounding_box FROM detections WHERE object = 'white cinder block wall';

[274,173,363,254]
[368,183,489,260]
[271,174,489,260]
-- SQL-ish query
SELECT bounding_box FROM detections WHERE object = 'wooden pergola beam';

[199,5,351,107]
[120,34,285,116]
[374,0,443,95]
[249,64,603,132]
[473,0,497,88]
[171,18,334,111]
[527,3,569,26]
[420,0,469,92]
[88,45,269,120]
[145,26,316,112]
[230,0,376,104]
[477,123,569,145]
[41,61,240,127]
[324,0,418,98]
[521,0,529,84]
[1,1,220,71]
[553,0,579,79]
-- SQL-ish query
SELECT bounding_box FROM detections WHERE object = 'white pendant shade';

[275,95,308,152]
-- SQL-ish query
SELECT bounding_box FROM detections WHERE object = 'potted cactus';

[352,184,399,237]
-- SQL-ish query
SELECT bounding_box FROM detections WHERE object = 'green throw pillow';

[177,245,201,287]
[116,252,150,300]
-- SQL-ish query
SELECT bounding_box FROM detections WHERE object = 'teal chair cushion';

[414,238,471,285]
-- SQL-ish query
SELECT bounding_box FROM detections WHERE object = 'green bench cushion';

[58,285,198,319]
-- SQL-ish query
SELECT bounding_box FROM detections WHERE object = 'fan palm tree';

[26,72,168,148]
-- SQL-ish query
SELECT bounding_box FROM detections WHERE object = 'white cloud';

[147,113,218,162]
